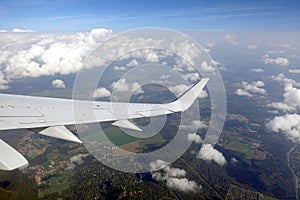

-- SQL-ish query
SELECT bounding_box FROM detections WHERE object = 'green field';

[225,140,254,164]
[84,126,137,146]
[38,172,74,198]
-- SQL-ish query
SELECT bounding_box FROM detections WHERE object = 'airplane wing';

[0,78,208,170]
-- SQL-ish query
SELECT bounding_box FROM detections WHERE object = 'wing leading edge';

[0,78,208,170]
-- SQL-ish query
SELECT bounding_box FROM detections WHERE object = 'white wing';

[0,78,208,170]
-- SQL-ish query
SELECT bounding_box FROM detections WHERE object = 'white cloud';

[114,66,127,71]
[187,133,202,144]
[52,79,66,88]
[267,114,300,143]
[169,84,189,96]
[225,34,239,45]
[111,78,144,94]
[247,44,258,49]
[289,69,300,74]
[169,84,208,98]
[200,61,215,72]
[250,68,264,73]
[198,90,208,98]
[198,144,227,166]
[126,59,139,67]
[150,160,201,193]
[0,72,9,90]
[184,72,200,82]
[66,154,87,170]
[12,28,34,33]
[93,87,111,98]
[271,73,300,87]
[166,178,201,193]
[235,81,266,97]
[235,89,252,97]
[263,54,290,67]
[267,102,295,112]
[0,29,206,90]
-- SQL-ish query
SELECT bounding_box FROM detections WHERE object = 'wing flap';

[39,126,82,143]
[0,139,28,170]
[112,119,142,131]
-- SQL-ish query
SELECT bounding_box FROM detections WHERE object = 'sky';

[0,0,300,31]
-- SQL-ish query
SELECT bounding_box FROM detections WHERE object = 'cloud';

[169,84,208,98]
[235,89,252,97]
[126,59,139,67]
[113,66,127,71]
[235,81,266,97]
[262,54,289,67]
[0,72,9,90]
[12,28,34,33]
[66,154,87,170]
[184,72,201,82]
[247,44,258,49]
[187,133,202,144]
[289,69,300,74]
[267,102,295,112]
[93,87,111,98]
[267,114,300,143]
[169,84,189,96]
[0,29,208,90]
[271,73,300,87]
[52,79,66,88]
[225,34,239,45]
[111,78,144,94]
[150,160,201,193]
[198,144,227,166]
[166,178,201,193]
[250,68,264,73]
[200,61,215,72]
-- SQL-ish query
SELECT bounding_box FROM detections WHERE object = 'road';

[287,145,299,200]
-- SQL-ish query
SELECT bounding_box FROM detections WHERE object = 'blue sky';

[0,0,300,31]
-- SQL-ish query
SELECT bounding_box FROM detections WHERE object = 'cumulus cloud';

[184,72,200,82]
[200,61,215,72]
[262,54,290,67]
[0,72,9,90]
[271,73,300,87]
[93,87,111,98]
[235,81,266,97]
[66,154,87,170]
[235,88,252,97]
[113,66,127,71]
[169,84,189,96]
[289,69,300,74]
[267,114,300,143]
[225,34,239,45]
[111,78,144,94]
[250,68,264,73]
[52,79,66,88]
[247,44,258,49]
[0,29,208,91]
[198,144,227,166]
[126,59,139,67]
[150,160,201,193]
[12,28,34,33]
[169,84,208,98]
[187,133,202,144]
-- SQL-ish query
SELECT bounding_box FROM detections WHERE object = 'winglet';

[39,126,82,143]
[112,119,142,131]
[167,78,209,112]
[0,139,28,170]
